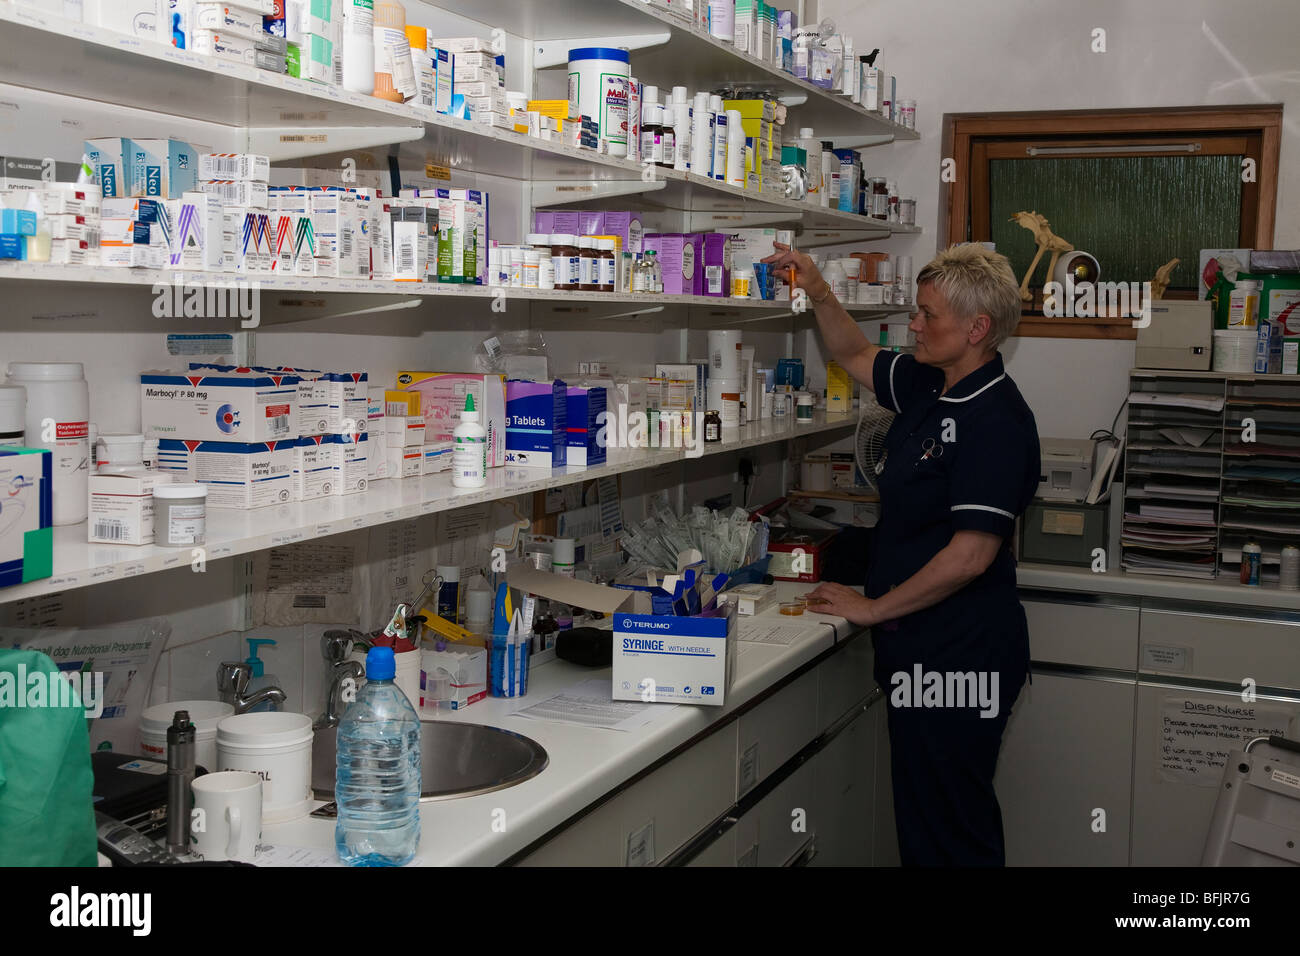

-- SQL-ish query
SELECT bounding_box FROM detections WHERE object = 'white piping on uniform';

[939,373,1006,403]
[952,503,1015,518]
[889,352,901,410]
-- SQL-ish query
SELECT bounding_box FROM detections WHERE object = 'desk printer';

[1038,437,1095,502]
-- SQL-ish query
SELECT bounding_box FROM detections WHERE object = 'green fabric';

[0,649,98,866]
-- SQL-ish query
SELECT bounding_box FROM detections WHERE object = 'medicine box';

[395,372,506,467]
[127,139,197,199]
[100,218,165,268]
[0,156,82,192]
[655,363,707,417]
[168,191,223,271]
[199,153,270,182]
[82,1,159,41]
[718,583,777,616]
[88,470,174,545]
[826,361,852,413]
[328,432,369,494]
[192,3,264,38]
[293,435,333,500]
[386,415,425,448]
[84,138,130,198]
[0,447,52,589]
[505,379,567,469]
[702,232,729,297]
[157,438,295,509]
[421,441,452,475]
[141,369,300,443]
[565,385,606,468]
[612,605,736,706]
[420,645,488,710]
[386,444,422,479]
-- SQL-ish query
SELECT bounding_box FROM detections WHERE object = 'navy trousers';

[874,610,1029,866]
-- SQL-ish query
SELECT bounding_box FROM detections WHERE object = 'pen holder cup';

[490,638,530,698]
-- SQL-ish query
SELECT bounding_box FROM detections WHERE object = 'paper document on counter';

[512,679,672,731]
[738,621,808,645]
[254,845,342,867]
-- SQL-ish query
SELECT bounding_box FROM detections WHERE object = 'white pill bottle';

[6,362,89,525]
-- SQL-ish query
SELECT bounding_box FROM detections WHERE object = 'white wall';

[822,0,1299,436]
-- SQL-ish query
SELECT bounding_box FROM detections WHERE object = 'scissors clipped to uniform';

[918,438,943,463]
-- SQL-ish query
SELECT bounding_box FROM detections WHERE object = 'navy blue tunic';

[868,348,1041,866]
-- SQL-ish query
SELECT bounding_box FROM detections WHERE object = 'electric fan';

[854,394,895,491]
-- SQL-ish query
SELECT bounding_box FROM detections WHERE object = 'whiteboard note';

[1159,697,1294,787]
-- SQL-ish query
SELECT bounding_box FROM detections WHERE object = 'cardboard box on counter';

[505,564,737,707]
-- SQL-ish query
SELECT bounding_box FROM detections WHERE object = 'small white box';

[434,36,495,54]
[192,28,258,64]
[421,441,452,475]
[192,2,263,38]
[419,645,487,710]
[100,218,164,268]
[88,471,174,545]
[385,415,425,447]
[199,153,270,182]
[294,435,334,500]
[83,0,158,40]
[717,583,778,616]
[386,444,422,479]
[201,180,269,207]
[329,432,369,494]
[170,190,224,271]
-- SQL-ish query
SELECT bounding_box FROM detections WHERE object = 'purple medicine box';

[702,232,730,297]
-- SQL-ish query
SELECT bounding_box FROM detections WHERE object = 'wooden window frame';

[940,106,1283,340]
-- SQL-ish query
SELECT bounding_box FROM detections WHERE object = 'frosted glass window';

[987,155,1243,293]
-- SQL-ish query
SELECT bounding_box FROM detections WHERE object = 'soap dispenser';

[244,638,282,713]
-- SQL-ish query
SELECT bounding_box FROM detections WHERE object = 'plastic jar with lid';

[5,362,89,525]
[597,239,616,291]
[154,483,208,548]
[527,234,555,290]
[96,433,146,474]
[821,259,848,301]
[898,100,916,129]
[731,266,754,298]
[551,234,580,291]
[578,237,600,292]
[487,246,504,287]
[0,385,24,447]
[796,392,815,422]
[522,250,540,289]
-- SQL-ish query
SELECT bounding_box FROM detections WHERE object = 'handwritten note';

[1159,696,1294,787]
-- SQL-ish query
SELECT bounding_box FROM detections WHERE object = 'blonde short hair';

[915,244,1022,351]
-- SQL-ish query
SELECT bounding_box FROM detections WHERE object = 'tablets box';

[506,379,567,468]
[88,470,174,545]
[566,385,606,467]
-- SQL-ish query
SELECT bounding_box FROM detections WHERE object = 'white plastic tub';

[216,711,314,823]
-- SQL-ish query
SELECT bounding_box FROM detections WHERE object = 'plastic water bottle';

[335,646,422,866]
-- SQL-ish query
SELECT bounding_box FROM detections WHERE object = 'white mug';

[191,771,262,862]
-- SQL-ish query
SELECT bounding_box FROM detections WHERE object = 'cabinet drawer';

[737,669,819,798]
[1021,593,1139,670]
[817,633,875,730]
[755,757,819,866]
[1139,607,1300,690]
[519,723,738,867]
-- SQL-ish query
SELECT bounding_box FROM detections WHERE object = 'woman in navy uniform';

[763,242,1040,866]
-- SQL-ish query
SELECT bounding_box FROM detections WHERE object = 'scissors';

[918,438,944,463]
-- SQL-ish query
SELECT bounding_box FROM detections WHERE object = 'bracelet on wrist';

[811,280,834,305]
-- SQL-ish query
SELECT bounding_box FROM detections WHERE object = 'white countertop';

[1018,563,1300,613]
[261,583,855,866]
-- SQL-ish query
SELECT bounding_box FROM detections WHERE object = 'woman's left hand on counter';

[804,582,879,627]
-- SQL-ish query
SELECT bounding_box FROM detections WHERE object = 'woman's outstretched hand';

[762,241,824,297]
[804,581,880,627]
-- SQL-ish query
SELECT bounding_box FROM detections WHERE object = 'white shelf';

[415,0,920,138]
[0,6,923,237]
[0,262,912,326]
[1,412,856,603]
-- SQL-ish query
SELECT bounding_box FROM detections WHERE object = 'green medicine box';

[0,446,53,589]
[1019,499,1107,568]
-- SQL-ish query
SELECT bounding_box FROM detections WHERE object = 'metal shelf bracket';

[534,33,671,68]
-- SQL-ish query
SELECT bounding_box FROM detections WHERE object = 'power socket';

[734,457,758,483]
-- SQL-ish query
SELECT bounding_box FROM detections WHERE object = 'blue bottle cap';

[366,646,396,681]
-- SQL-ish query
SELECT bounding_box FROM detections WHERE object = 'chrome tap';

[313,630,366,731]
[216,661,287,714]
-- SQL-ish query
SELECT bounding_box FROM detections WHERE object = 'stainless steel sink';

[312,720,548,802]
